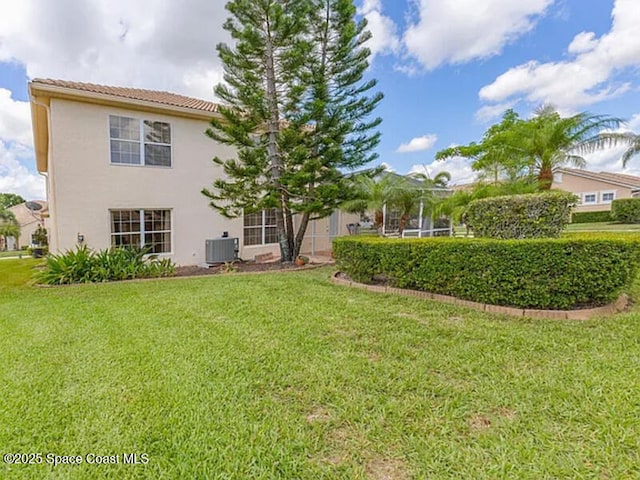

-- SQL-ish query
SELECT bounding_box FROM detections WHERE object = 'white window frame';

[600,191,616,203]
[582,192,597,205]
[109,209,173,255]
[553,172,563,184]
[109,115,172,167]
[243,209,278,247]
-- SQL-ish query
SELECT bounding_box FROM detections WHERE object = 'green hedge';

[571,210,612,223]
[611,198,640,223]
[333,236,640,310]
[466,191,577,239]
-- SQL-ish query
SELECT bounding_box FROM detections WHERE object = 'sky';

[1,0,640,200]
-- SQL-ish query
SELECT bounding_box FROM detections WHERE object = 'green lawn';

[0,250,25,259]
[565,222,640,232]
[2,260,640,478]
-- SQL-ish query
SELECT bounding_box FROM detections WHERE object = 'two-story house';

[552,168,640,213]
[29,79,357,265]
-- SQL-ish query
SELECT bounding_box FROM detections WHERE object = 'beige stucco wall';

[48,98,268,265]
[46,98,356,265]
[552,172,632,213]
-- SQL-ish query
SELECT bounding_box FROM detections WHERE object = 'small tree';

[0,193,26,210]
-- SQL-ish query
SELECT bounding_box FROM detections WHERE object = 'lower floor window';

[244,208,278,246]
[110,209,171,254]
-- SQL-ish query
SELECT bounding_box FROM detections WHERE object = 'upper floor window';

[583,193,597,204]
[109,115,171,167]
[244,209,278,246]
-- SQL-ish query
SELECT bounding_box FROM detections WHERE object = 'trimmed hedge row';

[466,191,577,239]
[611,198,640,223]
[571,210,612,223]
[333,236,640,310]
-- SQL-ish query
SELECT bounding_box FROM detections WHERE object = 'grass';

[564,222,640,232]
[0,250,25,259]
[2,261,640,478]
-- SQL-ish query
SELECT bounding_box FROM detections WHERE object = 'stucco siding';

[552,172,632,212]
[47,98,266,265]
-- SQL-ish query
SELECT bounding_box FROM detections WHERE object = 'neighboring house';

[5,200,49,250]
[29,79,357,265]
[552,168,640,213]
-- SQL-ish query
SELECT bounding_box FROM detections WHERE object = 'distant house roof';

[29,79,223,173]
[558,168,640,191]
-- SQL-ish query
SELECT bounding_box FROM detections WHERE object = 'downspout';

[31,96,58,252]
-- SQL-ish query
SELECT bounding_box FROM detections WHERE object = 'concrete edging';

[331,271,629,320]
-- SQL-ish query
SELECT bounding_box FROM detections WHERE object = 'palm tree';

[0,208,20,251]
[408,167,451,189]
[342,174,396,231]
[500,105,624,189]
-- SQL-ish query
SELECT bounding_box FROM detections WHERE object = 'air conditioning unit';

[205,238,239,264]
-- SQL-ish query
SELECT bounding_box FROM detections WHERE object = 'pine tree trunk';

[293,211,311,259]
[264,13,293,262]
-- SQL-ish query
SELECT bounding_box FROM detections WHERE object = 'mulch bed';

[174,260,321,277]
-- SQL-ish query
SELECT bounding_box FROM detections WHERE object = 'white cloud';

[396,134,437,153]
[479,0,640,113]
[475,101,517,123]
[403,0,553,71]
[409,157,476,186]
[358,0,401,59]
[380,161,395,172]
[0,88,32,147]
[0,0,229,100]
[0,141,45,199]
[0,88,43,198]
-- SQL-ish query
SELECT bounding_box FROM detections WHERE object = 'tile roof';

[31,78,220,113]
[560,168,640,189]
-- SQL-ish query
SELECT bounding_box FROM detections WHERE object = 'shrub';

[571,210,612,223]
[333,236,640,310]
[611,198,640,223]
[37,245,176,285]
[466,191,577,239]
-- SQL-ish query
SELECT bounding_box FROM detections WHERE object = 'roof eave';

[28,82,223,122]
[29,84,50,173]
[557,168,640,190]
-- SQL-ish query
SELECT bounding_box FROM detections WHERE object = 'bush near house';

[571,210,612,223]
[333,236,640,310]
[37,245,176,285]
[611,198,640,224]
[466,191,577,239]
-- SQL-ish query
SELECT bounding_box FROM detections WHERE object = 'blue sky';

[0,0,639,199]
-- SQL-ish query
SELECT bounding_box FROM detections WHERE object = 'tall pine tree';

[202,0,382,261]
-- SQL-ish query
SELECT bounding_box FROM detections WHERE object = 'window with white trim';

[583,193,597,204]
[601,191,615,203]
[110,209,172,253]
[243,209,278,246]
[109,115,171,167]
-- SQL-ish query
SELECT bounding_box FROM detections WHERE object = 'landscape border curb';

[331,271,629,320]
